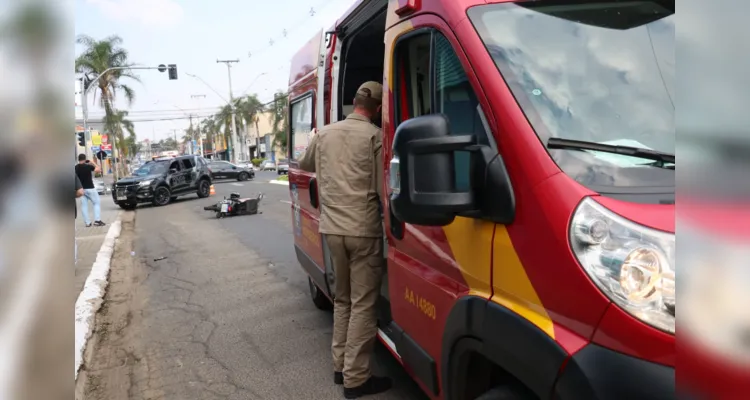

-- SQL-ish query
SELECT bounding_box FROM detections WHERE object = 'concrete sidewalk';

[75,177,122,297]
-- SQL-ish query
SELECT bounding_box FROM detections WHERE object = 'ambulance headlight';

[570,197,675,334]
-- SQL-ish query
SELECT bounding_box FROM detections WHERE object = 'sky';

[74,0,357,142]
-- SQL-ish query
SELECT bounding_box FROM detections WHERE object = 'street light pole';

[217,59,240,163]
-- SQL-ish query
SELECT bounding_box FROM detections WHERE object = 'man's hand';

[76,188,84,198]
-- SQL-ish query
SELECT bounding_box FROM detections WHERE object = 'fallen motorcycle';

[203,192,264,219]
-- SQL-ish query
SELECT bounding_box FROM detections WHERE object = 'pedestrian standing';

[298,81,390,399]
[74,154,106,227]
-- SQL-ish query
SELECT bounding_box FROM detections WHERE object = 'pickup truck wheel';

[197,179,211,198]
[474,386,534,400]
[238,172,249,181]
[309,277,332,311]
[152,186,171,206]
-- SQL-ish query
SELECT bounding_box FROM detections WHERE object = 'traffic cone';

[209,185,216,196]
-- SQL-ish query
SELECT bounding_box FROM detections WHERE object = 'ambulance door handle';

[309,177,319,209]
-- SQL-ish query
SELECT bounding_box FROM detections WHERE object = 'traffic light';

[77,131,85,147]
[168,64,178,80]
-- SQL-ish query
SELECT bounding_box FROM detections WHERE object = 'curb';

[74,219,122,380]
[269,180,289,186]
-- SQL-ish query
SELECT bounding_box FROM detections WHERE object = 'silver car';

[93,178,108,195]
[261,161,276,171]
[277,159,289,175]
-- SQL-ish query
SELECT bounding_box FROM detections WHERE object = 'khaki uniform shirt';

[298,113,383,238]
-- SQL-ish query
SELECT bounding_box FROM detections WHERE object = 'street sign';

[96,150,107,161]
[101,144,112,151]
[92,134,102,146]
[101,135,109,145]
[91,145,101,152]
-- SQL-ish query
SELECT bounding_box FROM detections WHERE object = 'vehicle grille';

[115,181,136,188]
[114,183,138,195]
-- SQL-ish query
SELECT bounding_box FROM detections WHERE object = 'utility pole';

[217,59,240,163]
[172,129,179,152]
[188,114,194,154]
[191,94,206,156]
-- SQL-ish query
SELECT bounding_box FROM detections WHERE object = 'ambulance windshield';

[469,1,675,192]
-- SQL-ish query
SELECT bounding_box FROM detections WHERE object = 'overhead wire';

[117,0,346,138]
[236,0,349,98]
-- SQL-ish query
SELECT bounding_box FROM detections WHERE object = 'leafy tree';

[162,137,178,150]
[269,91,288,152]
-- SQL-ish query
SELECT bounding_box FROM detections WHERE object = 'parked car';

[208,161,255,181]
[277,159,289,175]
[112,155,212,210]
[236,160,254,170]
[93,178,108,195]
[261,160,276,171]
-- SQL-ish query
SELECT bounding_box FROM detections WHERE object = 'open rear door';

[288,30,336,298]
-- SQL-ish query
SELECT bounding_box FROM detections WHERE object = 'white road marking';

[279,200,292,205]
[230,183,243,187]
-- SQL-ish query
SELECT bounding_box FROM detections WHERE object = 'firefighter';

[298,81,390,398]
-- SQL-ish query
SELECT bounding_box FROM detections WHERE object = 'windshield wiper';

[547,138,675,165]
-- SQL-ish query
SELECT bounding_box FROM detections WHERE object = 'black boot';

[334,371,343,385]
[343,376,392,399]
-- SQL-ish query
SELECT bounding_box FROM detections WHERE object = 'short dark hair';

[78,154,86,161]
[353,93,381,113]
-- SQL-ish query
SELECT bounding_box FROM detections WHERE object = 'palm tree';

[202,116,219,156]
[104,109,135,172]
[215,94,266,159]
[124,134,139,159]
[215,102,239,154]
[75,35,139,110]
[236,94,265,158]
[76,34,139,177]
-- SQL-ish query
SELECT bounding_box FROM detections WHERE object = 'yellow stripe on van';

[442,217,494,299]
[492,226,555,339]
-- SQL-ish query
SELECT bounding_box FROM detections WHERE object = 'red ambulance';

[287,1,675,399]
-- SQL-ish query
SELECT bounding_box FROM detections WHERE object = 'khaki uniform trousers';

[325,234,383,388]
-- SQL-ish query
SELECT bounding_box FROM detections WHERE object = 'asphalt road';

[81,171,427,400]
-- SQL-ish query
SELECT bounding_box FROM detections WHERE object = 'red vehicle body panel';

[288,31,323,272]
[287,0,675,398]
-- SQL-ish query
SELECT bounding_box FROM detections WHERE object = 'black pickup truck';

[112,155,213,210]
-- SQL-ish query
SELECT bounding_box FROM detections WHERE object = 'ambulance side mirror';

[389,114,515,226]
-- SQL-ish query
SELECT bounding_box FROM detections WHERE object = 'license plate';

[220,203,228,212]
[116,189,127,201]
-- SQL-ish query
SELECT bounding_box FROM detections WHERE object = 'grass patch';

[276,175,289,181]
